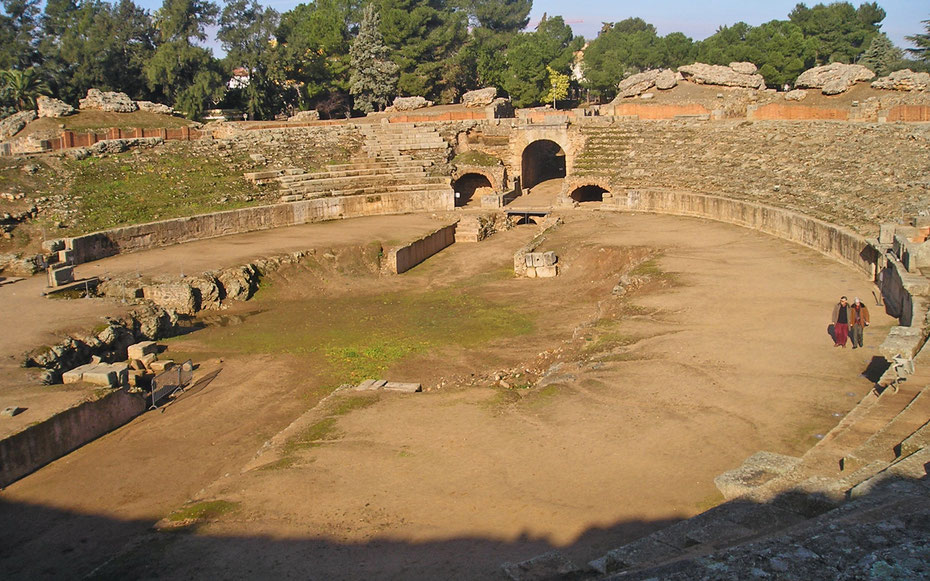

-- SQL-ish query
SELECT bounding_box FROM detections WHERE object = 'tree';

[38,0,157,104]
[460,0,530,33]
[218,0,279,119]
[0,0,40,70]
[788,2,885,64]
[544,65,568,107]
[145,0,224,118]
[349,3,397,114]
[905,19,930,62]
[377,0,467,102]
[502,15,580,107]
[275,0,358,116]
[859,33,903,76]
[581,18,668,99]
[0,67,50,109]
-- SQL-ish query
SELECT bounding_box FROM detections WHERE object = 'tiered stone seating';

[276,123,453,203]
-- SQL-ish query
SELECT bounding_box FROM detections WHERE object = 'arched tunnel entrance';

[521,140,566,190]
[452,173,493,207]
[570,185,608,203]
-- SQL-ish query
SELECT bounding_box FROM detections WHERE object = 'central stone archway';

[521,140,566,190]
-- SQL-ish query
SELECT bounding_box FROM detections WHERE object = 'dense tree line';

[0,0,926,119]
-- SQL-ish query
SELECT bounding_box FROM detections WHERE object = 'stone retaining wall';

[388,224,457,274]
[606,189,877,275]
[0,388,146,487]
[66,190,453,264]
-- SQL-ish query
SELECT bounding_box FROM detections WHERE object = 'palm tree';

[0,68,51,111]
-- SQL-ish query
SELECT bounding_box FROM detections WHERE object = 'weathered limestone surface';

[678,62,766,89]
[289,110,320,122]
[391,96,433,111]
[614,70,663,99]
[79,89,138,113]
[462,87,497,107]
[872,69,930,92]
[135,100,175,115]
[784,89,808,101]
[37,96,75,118]
[0,110,37,141]
[714,451,803,500]
[795,62,874,95]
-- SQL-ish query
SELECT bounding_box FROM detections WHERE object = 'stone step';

[589,500,806,576]
[281,178,449,197]
[278,169,431,188]
[279,184,452,202]
[802,386,917,469]
[841,386,930,471]
[848,445,930,499]
[897,419,930,459]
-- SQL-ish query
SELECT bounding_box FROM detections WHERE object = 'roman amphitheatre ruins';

[1,65,929,579]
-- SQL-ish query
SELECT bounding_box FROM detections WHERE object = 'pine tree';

[859,33,903,76]
[349,3,397,114]
[906,19,930,63]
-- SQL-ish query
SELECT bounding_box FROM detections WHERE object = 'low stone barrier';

[0,388,146,487]
[65,190,454,265]
[388,224,456,274]
[607,189,877,275]
[748,103,850,121]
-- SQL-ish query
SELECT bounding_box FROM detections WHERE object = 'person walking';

[832,296,851,347]
[849,297,870,349]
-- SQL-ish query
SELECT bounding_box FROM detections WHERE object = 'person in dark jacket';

[832,296,851,347]
[849,297,870,349]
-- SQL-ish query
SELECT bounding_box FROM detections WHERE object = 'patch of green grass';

[452,150,501,167]
[199,288,533,384]
[62,143,261,234]
[166,500,239,523]
[630,258,663,276]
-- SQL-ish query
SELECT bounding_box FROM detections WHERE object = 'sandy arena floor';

[0,210,892,579]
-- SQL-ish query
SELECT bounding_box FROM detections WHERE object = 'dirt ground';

[0,210,893,579]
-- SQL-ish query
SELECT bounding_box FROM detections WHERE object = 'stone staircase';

[504,344,930,580]
[276,123,453,203]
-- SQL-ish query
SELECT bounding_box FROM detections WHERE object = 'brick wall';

[748,103,849,121]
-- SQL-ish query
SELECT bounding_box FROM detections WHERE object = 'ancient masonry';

[5,104,930,576]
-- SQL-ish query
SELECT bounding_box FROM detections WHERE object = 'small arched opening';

[514,216,538,226]
[570,185,608,204]
[521,140,566,190]
[452,173,493,207]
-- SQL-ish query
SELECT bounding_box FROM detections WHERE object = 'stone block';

[536,265,558,278]
[81,366,118,387]
[524,254,535,267]
[149,360,175,373]
[533,251,557,267]
[879,223,896,244]
[714,451,802,500]
[58,249,73,264]
[356,379,387,391]
[42,239,65,253]
[129,359,145,371]
[382,382,422,393]
[1,406,25,417]
[47,265,74,287]
[139,353,158,370]
[62,362,97,384]
[525,267,537,278]
[128,369,152,388]
[127,341,158,360]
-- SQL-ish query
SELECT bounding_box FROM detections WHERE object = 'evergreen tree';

[859,32,903,76]
[218,0,279,119]
[788,2,885,64]
[503,15,580,107]
[275,0,358,116]
[905,19,930,63]
[145,0,224,118]
[377,0,467,102]
[461,0,530,33]
[349,3,397,114]
[0,0,40,70]
[39,0,157,104]
[581,18,668,99]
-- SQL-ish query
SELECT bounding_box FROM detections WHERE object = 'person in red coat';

[832,296,851,347]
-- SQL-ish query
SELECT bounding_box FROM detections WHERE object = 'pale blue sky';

[135,0,928,53]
